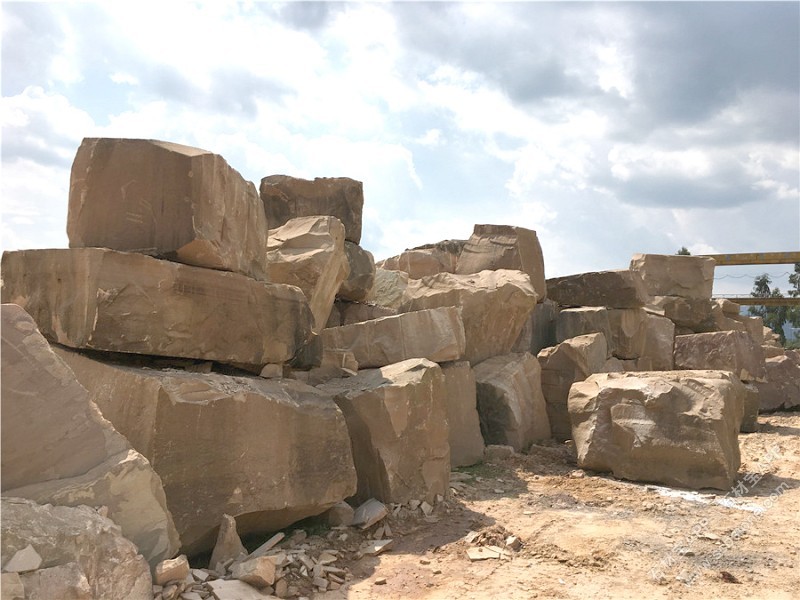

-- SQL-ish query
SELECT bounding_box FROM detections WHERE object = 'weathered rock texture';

[674,331,767,382]
[260,175,363,244]
[379,240,463,279]
[606,308,648,360]
[366,268,410,310]
[1,497,152,600]
[546,270,647,309]
[400,270,538,364]
[267,216,350,333]
[641,314,676,371]
[441,361,485,467]
[513,299,558,356]
[322,307,465,369]
[455,225,547,300]
[53,348,357,554]
[327,300,397,328]
[630,253,715,300]
[473,353,551,451]
[318,359,450,504]
[568,370,745,490]
[338,241,376,302]
[755,354,800,411]
[538,333,608,441]
[67,138,269,281]
[1,304,179,565]
[1,248,312,365]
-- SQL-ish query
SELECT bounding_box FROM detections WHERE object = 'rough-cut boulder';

[318,359,449,504]
[674,331,766,382]
[328,300,397,328]
[538,333,608,441]
[400,270,538,364]
[630,253,715,300]
[546,270,647,309]
[67,138,269,281]
[366,268,410,310]
[1,248,312,365]
[513,299,558,356]
[473,353,551,450]
[53,348,357,554]
[322,307,466,369]
[711,302,748,334]
[267,216,350,333]
[647,296,715,331]
[1,305,179,566]
[568,370,745,490]
[755,354,800,411]
[606,308,648,360]
[441,361,485,467]
[730,314,765,344]
[556,307,612,358]
[338,241,376,302]
[1,498,152,600]
[260,175,363,244]
[641,314,676,371]
[378,240,463,279]
[455,225,547,300]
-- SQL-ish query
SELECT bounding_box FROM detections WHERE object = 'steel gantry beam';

[701,251,800,266]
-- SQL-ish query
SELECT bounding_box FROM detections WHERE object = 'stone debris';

[154,556,190,586]
[2,544,43,573]
[325,501,355,528]
[230,556,277,588]
[209,515,247,574]
[359,539,394,556]
[352,499,389,529]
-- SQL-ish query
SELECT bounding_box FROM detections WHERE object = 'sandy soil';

[317,412,799,600]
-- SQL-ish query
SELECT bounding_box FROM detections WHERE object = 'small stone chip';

[375,577,387,585]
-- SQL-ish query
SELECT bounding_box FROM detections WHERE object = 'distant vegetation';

[748,263,800,347]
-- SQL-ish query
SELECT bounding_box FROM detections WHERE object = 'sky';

[2,1,799,297]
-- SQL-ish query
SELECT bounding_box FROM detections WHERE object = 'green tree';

[748,274,788,344]
[676,247,691,255]
[786,263,800,342]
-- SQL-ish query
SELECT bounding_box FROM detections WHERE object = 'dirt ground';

[315,411,799,600]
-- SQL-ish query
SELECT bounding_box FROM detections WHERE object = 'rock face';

[67,138,269,281]
[400,270,539,364]
[556,307,613,358]
[366,268,410,310]
[328,300,397,328]
[537,333,608,441]
[606,308,647,360]
[1,497,152,600]
[455,225,547,300]
[318,359,450,505]
[568,370,744,490]
[630,253,715,300]
[641,314,676,371]
[260,175,363,244]
[1,248,312,365]
[53,348,357,554]
[473,353,551,451]
[546,270,647,309]
[0,304,179,566]
[755,354,800,411]
[379,241,463,279]
[674,331,767,382]
[338,241,376,302]
[441,361,485,467]
[648,296,714,332]
[512,299,558,356]
[267,216,350,333]
[321,307,466,369]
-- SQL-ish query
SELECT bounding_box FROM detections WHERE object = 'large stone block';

[67,138,269,281]
[267,216,350,333]
[647,295,715,331]
[322,307,466,369]
[537,333,608,441]
[1,305,179,566]
[546,269,647,309]
[455,225,546,300]
[318,359,450,504]
[674,331,767,382]
[568,370,745,490]
[53,348,357,554]
[606,308,648,360]
[441,361,485,467]
[556,307,613,358]
[378,240,463,279]
[400,270,538,364]
[338,241,376,302]
[512,299,558,356]
[1,248,312,365]
[641,314,675,371]
[260,175,363,244]
[755,354,800,411]
[365,268,410,310]
[1,497,152,600]
[328,300,397,328]
[630,253,715,300]
[473,353,551,450]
